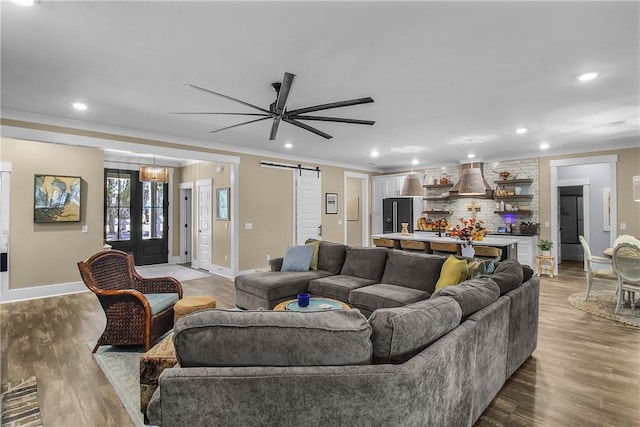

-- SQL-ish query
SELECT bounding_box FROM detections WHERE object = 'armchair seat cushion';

[146,293,180,315]
[349,284,430,312]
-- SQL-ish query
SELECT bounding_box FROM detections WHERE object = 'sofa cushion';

[308,275,376,302]
[368,296,462,363]
[340,247,388,281]
[522,264,534,283]
[379,250,446,293]
[435,255,469,290]
[491,259,524,295]
[307,240,348,275]
[281,245,315,272]
[235,270,332,301]
[349,284,430,312]
[431,278,500,318]
[173,309,372,367]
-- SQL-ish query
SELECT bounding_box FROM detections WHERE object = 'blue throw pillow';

[281,245,315,272]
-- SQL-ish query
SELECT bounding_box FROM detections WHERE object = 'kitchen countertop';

[372,233,519,247]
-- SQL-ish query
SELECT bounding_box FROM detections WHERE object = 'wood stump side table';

[536,255,556,278]
[140,333,176,414]
[173,295,216,322]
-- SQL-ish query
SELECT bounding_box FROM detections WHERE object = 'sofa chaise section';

[235,270,332,310]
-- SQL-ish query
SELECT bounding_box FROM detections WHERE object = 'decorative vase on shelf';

[461,244,475,258]
[401,223,410,236]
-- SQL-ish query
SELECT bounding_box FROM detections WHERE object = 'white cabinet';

[490,234,538,272]
[383,176,404,198]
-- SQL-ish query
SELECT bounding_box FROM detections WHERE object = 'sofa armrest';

[268,257,283,271]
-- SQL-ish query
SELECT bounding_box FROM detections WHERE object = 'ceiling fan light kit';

[174,72,375,140]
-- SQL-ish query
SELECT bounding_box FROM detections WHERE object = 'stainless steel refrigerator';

[383,198,414,233]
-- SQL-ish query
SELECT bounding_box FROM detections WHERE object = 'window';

[142,181,165,240]
[106,172,131,241]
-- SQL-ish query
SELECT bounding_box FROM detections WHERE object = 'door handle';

[318,225,323,237]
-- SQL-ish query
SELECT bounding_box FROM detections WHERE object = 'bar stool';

[400,240,428,252]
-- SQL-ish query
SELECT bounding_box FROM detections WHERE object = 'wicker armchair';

[78,250,183,352]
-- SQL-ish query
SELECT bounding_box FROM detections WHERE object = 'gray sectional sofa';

[147,241,540,426]
[235,240,453,316]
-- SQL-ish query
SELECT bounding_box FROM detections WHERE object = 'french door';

[104,169,168,265]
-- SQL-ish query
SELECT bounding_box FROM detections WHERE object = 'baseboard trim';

[1,280,88,303]
[210,264,234,279]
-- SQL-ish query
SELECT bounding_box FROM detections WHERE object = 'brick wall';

[419,158,539,234]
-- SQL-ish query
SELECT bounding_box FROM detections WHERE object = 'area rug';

[0,376,43,427]
[135,264,212,282]
[93,344,147,427]
[568,290,640,327]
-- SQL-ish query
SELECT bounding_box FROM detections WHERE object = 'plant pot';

[540,250,551,256]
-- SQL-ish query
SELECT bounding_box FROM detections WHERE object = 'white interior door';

[197,180,213,271]
[295,170,321,244]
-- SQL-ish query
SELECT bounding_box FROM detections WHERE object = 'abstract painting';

[34,175,81,223]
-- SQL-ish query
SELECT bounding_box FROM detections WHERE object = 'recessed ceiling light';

[515,128,528,134]
[370,150,379,157]
[577,72,598,82]
[72,102,87,111]
[11,0,34,6]
[539,143,550,150]
[411,159,419,165]
[284,143,293,149]
[467,153,476,159]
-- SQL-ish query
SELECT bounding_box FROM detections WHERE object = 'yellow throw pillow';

[306,240,320,270]
[435,255,469,290]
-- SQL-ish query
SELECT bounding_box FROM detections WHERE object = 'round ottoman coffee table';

[174,295,216,321]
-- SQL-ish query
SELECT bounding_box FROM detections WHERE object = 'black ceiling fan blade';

[286,97,374,115]
[270,117,281,140]
[209,116,270,134]
[188,84,271,114]
[169,112,269,116]
[287,115,375,125]
[283,118,333,139]
[274,72,296,115]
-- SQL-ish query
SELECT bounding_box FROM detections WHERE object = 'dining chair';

[578,235,617,301]
[612,242,640,313]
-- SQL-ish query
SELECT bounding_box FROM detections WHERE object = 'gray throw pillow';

[281,245,314,272]
[340,247,388,281]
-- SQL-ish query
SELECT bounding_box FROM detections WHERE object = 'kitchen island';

[371,232,518,261]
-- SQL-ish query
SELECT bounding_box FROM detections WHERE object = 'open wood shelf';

[494,179,534,185]
[494,210,533,215]
[423,197,450,201]
[494,195,534,200]
[423,183,454,189]
[423,210,451,214]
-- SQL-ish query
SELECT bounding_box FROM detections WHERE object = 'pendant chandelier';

[139,157,169,183]
[400,159,423,197]
[458,139,486,196]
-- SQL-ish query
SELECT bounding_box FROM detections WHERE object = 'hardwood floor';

[1,263,638,426]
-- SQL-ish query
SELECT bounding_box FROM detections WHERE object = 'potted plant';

[537,239,553,256]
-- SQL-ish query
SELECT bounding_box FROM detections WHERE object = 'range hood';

[449,163,494,199]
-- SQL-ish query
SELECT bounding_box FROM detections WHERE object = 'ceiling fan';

[172,72,375,140]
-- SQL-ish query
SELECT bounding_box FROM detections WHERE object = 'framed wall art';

[216,187,230,220]
[325,193,338,214]
[34,174,81,223]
